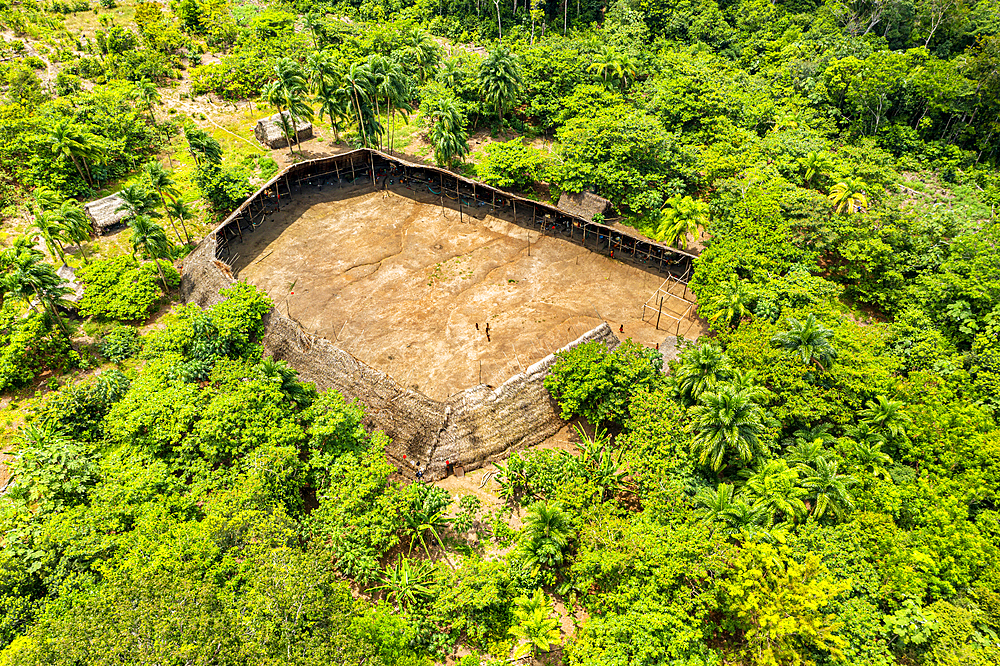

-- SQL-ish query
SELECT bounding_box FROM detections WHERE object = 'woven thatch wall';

[430,324,619,479]
[254,112,313,149]
[84,193,129,235]
[180,234,233,308]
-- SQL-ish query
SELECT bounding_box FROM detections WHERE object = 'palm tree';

[127,215,172,291]
[770,314,837,372]
[429,96,470,169]
[670,343,734,406]
[522,501,571,573]
[784,438,827,468]
[848,439,894,479]
[828,178,869,214]
[343,62,379,148]
[144,161,188,244]
[48,120,102,187]
[259,356,314,407]
[565,424,628,501]
[799,457,857,520]
[708,283,751,329]
[0,246,73,336]
[509,589,562,659]
[134,78,160,122]
[742,459,807,524]
[657,195,709,249]
[859,395,910,442]
[185,126,223,166]
[165,199,196,240]
[689,384,766,472]
[315,83,352,144]
[116,184,161,222]
[381,59,409,154]
[800,151,833,188]
[32,211,69,266]
[694,482,738,521]
[478,46,522,127]
[588,45,623,88]
[55,200,93,264]
[408,28,439,83]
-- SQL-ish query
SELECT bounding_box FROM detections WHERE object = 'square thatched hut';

[84,193,129,235]
[254,111,313,149]
[557,191,613,222]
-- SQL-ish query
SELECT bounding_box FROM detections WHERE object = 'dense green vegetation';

[2,0,1000,663]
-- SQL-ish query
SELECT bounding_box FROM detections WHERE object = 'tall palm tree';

[799,151,833,188]
[859,395,911,442]
[741,459,807,524]
[343,62,378,148]
[689,384,766,472]
[116,184,161,221]
[478,46,522,128]
[48,120,102,187]
[408,28,439,83]
[0,246,73,336]
[127,215,172,291]
[848,439,894,479]
[144,161,188,244]
[770,314,837,372]
[522,501,571,573]
[134,78,160,122]
[429,96,470,169]
[380,58,409,154]
[32,211,70,266]
[799,457,857,520]
[657,195,708,248]
[588,45,623,88]
[55,200,93,264]
[165,199,196,240]
[828,178,869,214]
[184,126,223,167]
[708,283,751,329]
[694,482,738,521]
[671,343,734,406]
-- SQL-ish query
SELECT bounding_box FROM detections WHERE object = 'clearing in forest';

[228,182,704,401]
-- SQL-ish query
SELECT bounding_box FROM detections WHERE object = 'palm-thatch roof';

[557,191,612,221]
[84,193,130,235]
[254,111,313,149]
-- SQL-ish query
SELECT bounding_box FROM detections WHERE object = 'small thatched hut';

[254,111,313,149]
[557,191,612,221]
[84,193,129,235]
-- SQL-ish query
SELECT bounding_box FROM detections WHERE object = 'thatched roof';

[254,112,313,149]
[557,191,612,221]
[56,264,84,303]
[84,193,129,235]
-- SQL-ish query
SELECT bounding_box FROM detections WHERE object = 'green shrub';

[0,303,77,394]
[29,369,131,441]
[77,257,178,322]
[99,325,142,362]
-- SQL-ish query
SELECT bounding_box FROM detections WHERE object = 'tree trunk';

[153,257,169,292]
[69,154,91,187]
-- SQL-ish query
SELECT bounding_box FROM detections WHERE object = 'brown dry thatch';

[557,191,612,221]
[84,193,130,235]
[254,112,313,149]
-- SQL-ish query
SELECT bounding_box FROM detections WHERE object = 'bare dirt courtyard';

[229,183,704,401]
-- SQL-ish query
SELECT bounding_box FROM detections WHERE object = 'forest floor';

[228,181,703,400]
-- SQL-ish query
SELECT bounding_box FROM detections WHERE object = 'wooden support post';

[439,172,444,209]
[512,199,517,223]
[334,159,340,185]
[369,150,376,186]
[492,190,496,212]
[532,205,536,230]
[234,215,243,241]
[655,296,664,330]
[350,156,355,181]
[459,185,464,223]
